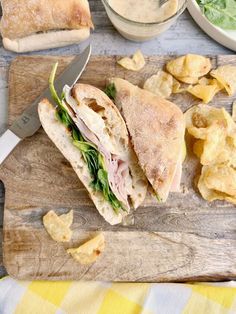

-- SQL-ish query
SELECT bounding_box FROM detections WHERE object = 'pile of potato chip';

[166,55,236,102]
[43,210,105,265]
[118,52,236,104]
[185,104,236,204]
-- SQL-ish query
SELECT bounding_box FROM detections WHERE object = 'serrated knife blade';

[0,44,91,165]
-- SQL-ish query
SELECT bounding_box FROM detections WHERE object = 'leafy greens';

[49,63,124,214]
[104,83,116,100]
[197,0,236,30]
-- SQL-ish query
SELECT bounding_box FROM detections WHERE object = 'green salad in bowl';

[197,0,236,30]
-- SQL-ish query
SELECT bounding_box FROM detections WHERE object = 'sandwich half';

[0,0,93,52]
[38,65,147,225]
[109,78,185,202]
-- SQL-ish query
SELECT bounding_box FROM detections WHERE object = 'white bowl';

[187,0,236,52]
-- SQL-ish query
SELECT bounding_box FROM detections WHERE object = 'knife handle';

[0,130,21,165]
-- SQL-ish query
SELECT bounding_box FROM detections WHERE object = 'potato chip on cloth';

[211,65,236,96]
[117,50,145,71]
[43,210,72,242]
[166,54,211,83]
[67,233,105,265]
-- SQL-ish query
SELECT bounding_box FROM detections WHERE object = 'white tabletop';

[0,2,232,278]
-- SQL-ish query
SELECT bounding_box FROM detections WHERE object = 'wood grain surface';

[0,55,236,281]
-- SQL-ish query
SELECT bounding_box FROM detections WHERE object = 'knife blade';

[0,44,91,165]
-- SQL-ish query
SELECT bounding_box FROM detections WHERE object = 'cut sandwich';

[109,78,185,202]
[38,65,148,225]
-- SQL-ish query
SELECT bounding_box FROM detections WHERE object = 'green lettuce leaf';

[197,0,236,30]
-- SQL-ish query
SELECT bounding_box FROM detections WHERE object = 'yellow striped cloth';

[1,277,236,313]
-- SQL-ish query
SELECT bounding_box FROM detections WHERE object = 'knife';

[0,44,91,165]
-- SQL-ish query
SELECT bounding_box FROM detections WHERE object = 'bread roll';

[0,0,93,52]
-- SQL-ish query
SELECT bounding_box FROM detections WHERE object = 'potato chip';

[200,124,226,165]
[166,54,212,83]
[189,122,227,165]
[43,210,72,242]
[143,71,173,98]
[204,164,236,196]
[117,50,145,71]
[185,105,230,129]
[198,164,236,205]
[198,77,210,85]
[187,79,222,104]
[67,233,105,265]
[175,76,199,85]
[198,77,222,87]
[172,78,186,93]
[197,166,229,202]
[184,105,208,129]
[211,65,236,96]
[232,100,236,122]
[185,105,236,165]
[60,210,73,228]
[193,140,204,158]
[218,137,236,167]
[187,85,217,104]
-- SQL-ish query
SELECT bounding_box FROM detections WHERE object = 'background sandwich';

[0,0,93,52]
[38,65,147,225]
[109,78,185,202]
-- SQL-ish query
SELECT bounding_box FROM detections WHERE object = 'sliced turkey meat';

[62,86,132,209]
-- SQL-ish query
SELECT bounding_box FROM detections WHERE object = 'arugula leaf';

[104,83,116,100]
[49,62,63,107]
[97,169,122,214]
[56,110,73,129]
[156,194,162,203]
[49,64,124,214]
[197,0,236,30]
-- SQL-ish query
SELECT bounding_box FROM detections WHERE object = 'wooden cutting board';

[1,55,236,281]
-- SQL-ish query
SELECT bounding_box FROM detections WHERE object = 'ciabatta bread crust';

[3,28,90,53]
[111,78,185,202]
[0,0,93,39]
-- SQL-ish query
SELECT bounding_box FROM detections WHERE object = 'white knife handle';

[0,130,21,165]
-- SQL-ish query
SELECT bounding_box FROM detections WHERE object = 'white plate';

[187,0,236,52]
